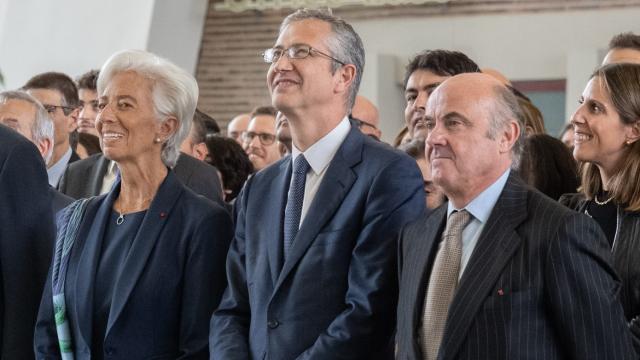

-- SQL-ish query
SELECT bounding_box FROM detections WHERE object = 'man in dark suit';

[0,124,55,359]
[210,9,425,360]
[23,72,81,187]
[395,73,636,359]
[59,152,224,204]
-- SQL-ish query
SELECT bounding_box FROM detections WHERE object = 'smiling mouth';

[102,132,124,140]
[574,132,592,143]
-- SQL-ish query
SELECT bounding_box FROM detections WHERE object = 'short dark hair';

[193,109,220,143]
[403,50,480,88]
[609,32,640,51]
[518,134,579,200]
[76,69,99,91]
[205,135,254,201]
[250,105,277,119]
[77,133,102,156]
[23,72,79,107]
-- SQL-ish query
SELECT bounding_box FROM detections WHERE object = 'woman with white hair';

[34,50,232,359]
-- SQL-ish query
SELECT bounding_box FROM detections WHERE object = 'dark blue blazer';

[35,170,233,359]
[210,124,426,359]
[396,173,637,360]
[0,125,55,360]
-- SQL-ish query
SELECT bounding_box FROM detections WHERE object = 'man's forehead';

[27,88,63,103]
[275,19,331,47]
[249,115,277,131]
[603,48,640,65]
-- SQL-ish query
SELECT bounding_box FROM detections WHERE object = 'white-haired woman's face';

[95,71,163,165]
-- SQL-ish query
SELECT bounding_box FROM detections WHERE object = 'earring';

[154,137,161,144]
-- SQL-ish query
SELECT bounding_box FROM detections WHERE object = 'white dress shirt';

[289,116,351,227]
[47,147,72,187]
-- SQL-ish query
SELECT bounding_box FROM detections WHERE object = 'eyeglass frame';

[262,44,346,66]
[242,131,277,146]
[42,103,76,116]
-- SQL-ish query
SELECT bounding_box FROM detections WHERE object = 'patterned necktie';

[283,155,310,261]
[421,209,472,360]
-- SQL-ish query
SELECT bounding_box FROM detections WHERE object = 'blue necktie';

[283,155,310,261]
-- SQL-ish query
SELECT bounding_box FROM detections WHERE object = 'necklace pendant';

[116,213,124,225]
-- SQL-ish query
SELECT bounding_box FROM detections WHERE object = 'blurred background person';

[34,50,233,359]
[205,135,253,203]
[23,72,80,187]
[603,32,640,65]
[393,126,411,148]
[0,90,73,213]
[510,86,546,135]
[226,112,250,145]
[560,63,640,352]
[242,105,281,172]
[180,108,211,161]
[399,138,445,209]
[350,95,381,140]
[517,133,578,200]
[275,111,292,155]
[76,69,100,137]
[560,122,575,149]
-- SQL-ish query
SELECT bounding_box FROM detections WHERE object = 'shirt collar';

[291,116,350,176]
[47,146,73,186]
[107,160,118,175]
[447,169,511,223]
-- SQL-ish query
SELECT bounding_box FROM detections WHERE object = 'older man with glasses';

[242,105,281,172]
[23,72,80,187]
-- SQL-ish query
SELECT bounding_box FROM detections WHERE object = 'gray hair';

[0,90,54,163]
[97,49,198,168]
[488,84,525,169]
[280,9,365,111]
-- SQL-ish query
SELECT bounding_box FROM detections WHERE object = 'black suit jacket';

[211,124,426,359]
[396,174,636,360]
[35,171,233,359]
[58,153,223,204]
[49,186,73,215]
[0,125,55,359]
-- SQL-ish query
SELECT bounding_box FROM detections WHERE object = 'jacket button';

[267,319,279,329]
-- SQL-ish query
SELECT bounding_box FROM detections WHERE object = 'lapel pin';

[497,289,504,296]
[160,212,167,218]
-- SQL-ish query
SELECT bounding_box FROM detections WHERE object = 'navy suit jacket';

[210,124,426,359]
[396,173,637,360]
[0,125,55,359]
[58,152,224,205]
[35,171,233,359]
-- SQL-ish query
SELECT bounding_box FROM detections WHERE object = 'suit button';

[267,319,279,329]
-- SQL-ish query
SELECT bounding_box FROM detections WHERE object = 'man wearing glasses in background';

[23,72,80,187]
[211,8,425,360]
[242,105,282,172]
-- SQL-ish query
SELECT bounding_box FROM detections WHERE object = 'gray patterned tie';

[421,209,471,360]
[283,155,310,261]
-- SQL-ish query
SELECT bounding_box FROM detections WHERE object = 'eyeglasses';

[262,44,346,65]
[42,104,76,116]
[242,131,276,145]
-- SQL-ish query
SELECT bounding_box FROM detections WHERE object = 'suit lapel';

[74,189,118,348]
[266,159,292,287]
[89,155,111,196]
[105,171,183,335]
[439,174,528,360]
[272,125,362,296]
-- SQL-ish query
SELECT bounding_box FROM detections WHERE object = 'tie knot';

[293,155,310,176]
[447,209,471,233]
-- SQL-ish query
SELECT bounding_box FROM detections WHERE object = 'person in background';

[226,112,250,145]
[603,32,640,65]
[518,133,578,200]
[34,49,232,359]
[180,108,211,161]
[399,138,446,209]
[393,126,411,147]
[351,95,381,140]
[242,105,281,172]
[510,86,546,135]
[23,72,80,187]
[560,122,575,149]
[204,135,253,203]
[76,69,100,137]
[76,132,102,159]
[404,50,480,141]
[560,63,640,353]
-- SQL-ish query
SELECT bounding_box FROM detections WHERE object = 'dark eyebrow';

[442,112,472,126]
[425,83,441,92]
